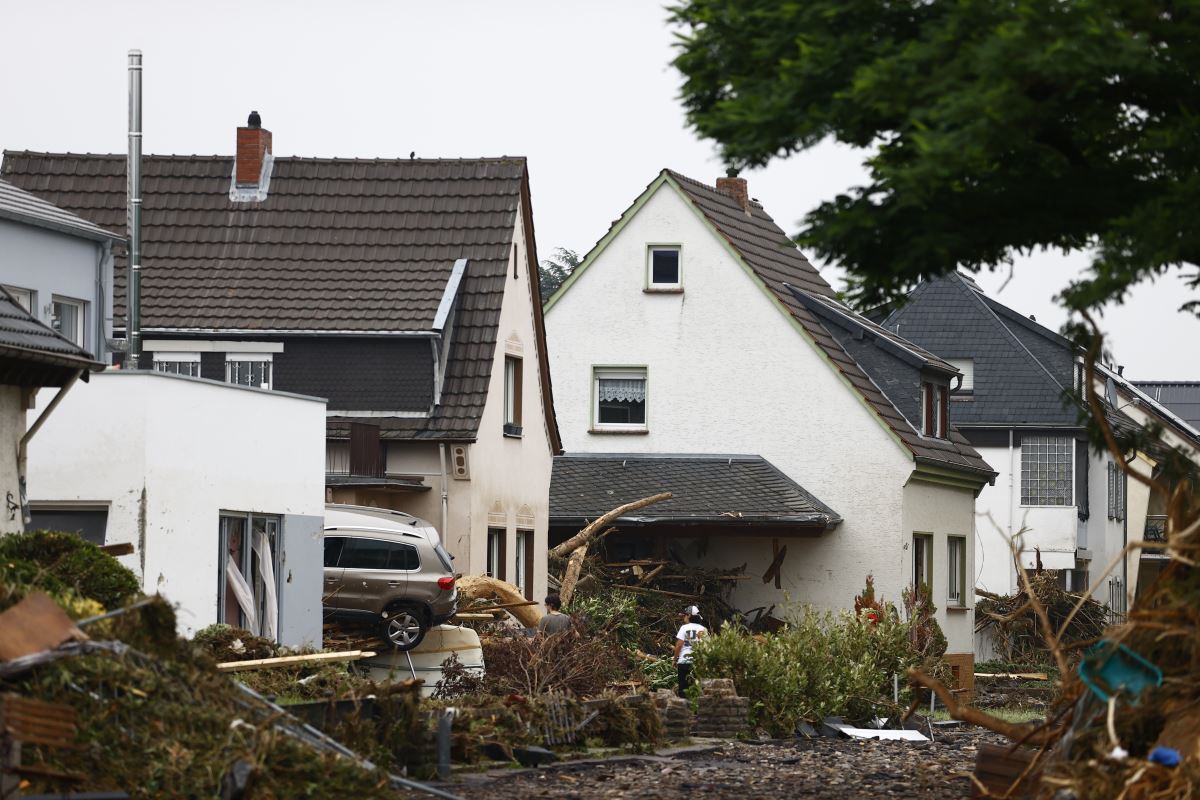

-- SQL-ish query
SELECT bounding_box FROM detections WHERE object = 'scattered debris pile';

[975,570,1108,664]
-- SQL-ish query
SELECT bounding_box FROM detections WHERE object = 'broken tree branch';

[217,650,377,672]
[550,492,672,558]
[559,544,589,607]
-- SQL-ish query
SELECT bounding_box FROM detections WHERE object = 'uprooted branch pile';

[975,570,1109,665]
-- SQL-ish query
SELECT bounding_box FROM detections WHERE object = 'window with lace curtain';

[593,367,647,431]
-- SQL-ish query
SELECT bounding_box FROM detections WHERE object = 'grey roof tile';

[550,453,841,526]
[0,178,123,243]
[665,171,993,479]
[0,287,104,379]
[1133,381,1200,431]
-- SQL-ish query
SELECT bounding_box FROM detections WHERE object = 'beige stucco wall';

[0,385,25,535]
[902,479,976,655]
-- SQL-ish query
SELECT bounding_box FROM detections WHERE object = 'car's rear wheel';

[382,607,426,651]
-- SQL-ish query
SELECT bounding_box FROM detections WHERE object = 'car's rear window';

[339,537,420,570]
[434,543,454,573]
[324,536,345,568]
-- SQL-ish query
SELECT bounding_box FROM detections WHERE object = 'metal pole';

[126,49,142,369]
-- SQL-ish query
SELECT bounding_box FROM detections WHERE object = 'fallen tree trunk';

[908,668,1060,747]
[549,492,672,558]
[559,544,589,606]
[457,575,542,627]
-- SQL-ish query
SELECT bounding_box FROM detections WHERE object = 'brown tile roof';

[1,151,558,445]
[665,170,993,479]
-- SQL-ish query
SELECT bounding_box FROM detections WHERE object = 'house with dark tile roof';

[3,114,562,603]
[545,169,995,666]
[876,272,1200,613]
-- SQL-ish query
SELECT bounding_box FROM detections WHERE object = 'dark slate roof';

[879,272,1081,427]
[550,453,842,527]
[665,171,993,479]
[0,287,104,384]
[1134,382,1200,432]
[1,151,556,445]
[0,178,123,243]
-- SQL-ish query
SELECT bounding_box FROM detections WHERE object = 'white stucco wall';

[25,371,326,644]
[0,218,115,362]
[546,182,959,625]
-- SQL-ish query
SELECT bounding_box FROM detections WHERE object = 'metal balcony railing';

[1144,515,1168,544]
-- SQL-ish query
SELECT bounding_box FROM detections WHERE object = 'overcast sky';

[3,1,1196,379]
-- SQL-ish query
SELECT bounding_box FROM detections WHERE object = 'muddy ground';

[450,726,1004,799]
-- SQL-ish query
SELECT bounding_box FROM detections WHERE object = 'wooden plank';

[762,539,787,589]
[467,600,539,612]
[0,592,86,660]
[974,672,1049,680]
[98,542,135,556]
[215,650,376,672]
[452,612,500,620]
[621,585,697,600]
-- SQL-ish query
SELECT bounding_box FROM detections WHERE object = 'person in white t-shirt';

[673,605,707,697]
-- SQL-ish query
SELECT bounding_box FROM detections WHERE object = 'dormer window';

[647,246,682,290]
[922,381,949,438]
[947,358,974,395]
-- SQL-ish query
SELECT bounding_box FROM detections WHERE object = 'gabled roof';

[2,151,560,448]
[0,178,123,243]
[661,171,993,481]
[1133,382,1200,433]
[0,287,104,385]
[880,272,1081,427]
[550,453,841,527]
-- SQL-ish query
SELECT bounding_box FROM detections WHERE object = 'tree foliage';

[538,247,581,303]
[670,0,1200,311]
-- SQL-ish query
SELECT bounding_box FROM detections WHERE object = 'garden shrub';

[690,606,916,735]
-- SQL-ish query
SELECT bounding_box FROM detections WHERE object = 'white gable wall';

[548,184,922,620]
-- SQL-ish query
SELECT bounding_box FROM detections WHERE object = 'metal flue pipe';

[126,49,143,369]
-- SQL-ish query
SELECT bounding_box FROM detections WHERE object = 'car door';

[340,536,406,613]
[322,534,347,605]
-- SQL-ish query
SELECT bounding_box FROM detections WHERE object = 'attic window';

[593,367,647,431]
[647,246,681,290]
[947,358,974,394]
[921,381,949,439]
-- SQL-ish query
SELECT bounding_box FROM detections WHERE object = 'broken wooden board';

[974,672,1050,680]
[970,742,1041,799]
[0,591,87,661]
[216,650,376,672]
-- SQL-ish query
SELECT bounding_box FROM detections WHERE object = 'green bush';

[690,606,916,735]
[0,531,140,610]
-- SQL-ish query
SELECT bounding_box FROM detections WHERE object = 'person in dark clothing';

[537,593,572,635]
[673,605,707,696]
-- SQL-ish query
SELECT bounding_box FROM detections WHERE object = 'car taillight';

[437,576,455,590]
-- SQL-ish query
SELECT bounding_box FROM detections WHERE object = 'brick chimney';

[236,110,272,186]
[716,168,750,212]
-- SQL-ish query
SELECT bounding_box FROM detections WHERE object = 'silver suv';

[323,504,459,650]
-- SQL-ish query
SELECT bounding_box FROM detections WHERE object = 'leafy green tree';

[539,247,582,304]
[670,0,1200,312]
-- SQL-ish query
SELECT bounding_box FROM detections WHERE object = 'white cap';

[683,605,701,616]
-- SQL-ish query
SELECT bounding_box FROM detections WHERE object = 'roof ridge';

[4,150,527,165]
[947,273,1075,400]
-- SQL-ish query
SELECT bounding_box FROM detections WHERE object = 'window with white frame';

[486,528,506,580]
[1021,435,1074,506]
[504,355,523,435]
[593,367,647,430]
[947,358,974,393]
[153,351,201,377]
[921,381,949,438]
[226,353,272,389]
[647,246,681,289]
[947,536,967,606]
[51,297,85,346]
[218,513,282,640]
[515,529,531,598]
[3,285,34,313]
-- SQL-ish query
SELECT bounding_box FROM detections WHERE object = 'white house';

[875,273,1200,621]
[545,170,995,669]
[4,122,562,609]
[25,371,327,646]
